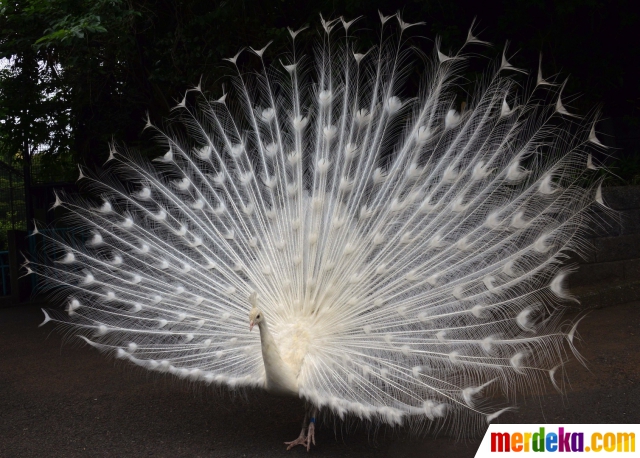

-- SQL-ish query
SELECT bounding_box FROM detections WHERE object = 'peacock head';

[248,291,263,331]
[249,308,263,331]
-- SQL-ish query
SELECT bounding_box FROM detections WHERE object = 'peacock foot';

[285,419,316,451]
[284,431,308,450]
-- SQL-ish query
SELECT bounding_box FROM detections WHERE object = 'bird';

[30,12,608,451]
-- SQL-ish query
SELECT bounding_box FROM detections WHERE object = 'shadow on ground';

[1,302,639,457]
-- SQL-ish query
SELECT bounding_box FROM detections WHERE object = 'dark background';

[1,0,639,180]
[1,2,639,456]
[2,300,638,457]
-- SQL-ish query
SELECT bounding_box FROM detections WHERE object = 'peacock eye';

[256,314,261,319]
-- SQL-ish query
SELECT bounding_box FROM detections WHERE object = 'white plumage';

[32,13,607,448]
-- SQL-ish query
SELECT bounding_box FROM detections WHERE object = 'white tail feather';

[31,15,605,435]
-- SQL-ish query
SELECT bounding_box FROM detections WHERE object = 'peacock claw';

[285,422,315,451]
[284,434,307,451]
[307,422,316,450]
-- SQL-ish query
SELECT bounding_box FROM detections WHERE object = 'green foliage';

[0,0,638,173]
[30,150,77,183]
[0,212,25,250]
[0,0,74,171]
[33,6,110,46]
[604,155,640,187]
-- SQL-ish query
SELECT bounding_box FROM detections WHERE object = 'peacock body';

[32,13,608,447]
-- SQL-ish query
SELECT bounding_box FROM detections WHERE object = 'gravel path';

[1,302,639,457]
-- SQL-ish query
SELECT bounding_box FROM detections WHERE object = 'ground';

[1,302,639,457]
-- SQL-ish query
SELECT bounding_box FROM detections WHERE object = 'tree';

[0,0,638,174]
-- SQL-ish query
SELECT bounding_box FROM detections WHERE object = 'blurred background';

[0,0,638,301]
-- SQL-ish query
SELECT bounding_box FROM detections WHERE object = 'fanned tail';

[29,12,609,434]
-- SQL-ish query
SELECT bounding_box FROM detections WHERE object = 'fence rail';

[0,160,27,252]
[0,251,9,296]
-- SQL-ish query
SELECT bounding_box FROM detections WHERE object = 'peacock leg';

[306,408,317,451]
[284,407,317,451]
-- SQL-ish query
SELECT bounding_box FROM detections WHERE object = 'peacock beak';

[249,320,254,331]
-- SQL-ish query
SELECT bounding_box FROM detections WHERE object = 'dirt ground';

[1,302,639,458]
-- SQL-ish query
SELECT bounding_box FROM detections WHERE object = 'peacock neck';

[257,318,299,396]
